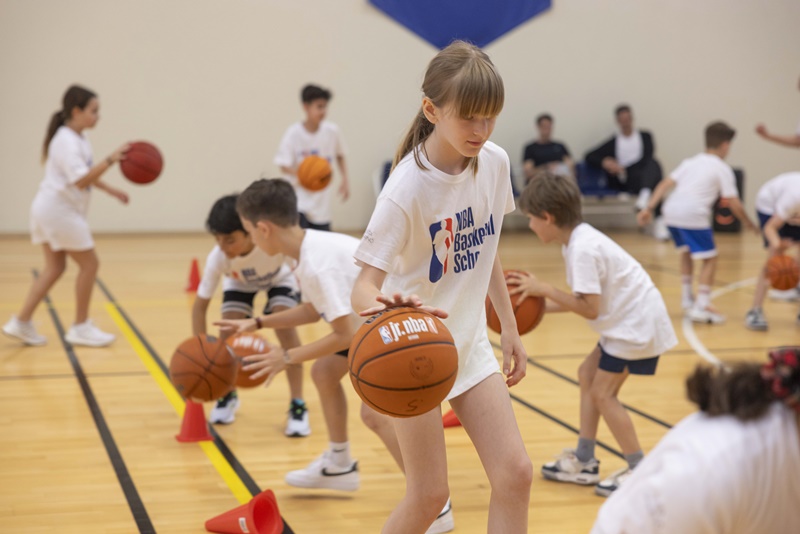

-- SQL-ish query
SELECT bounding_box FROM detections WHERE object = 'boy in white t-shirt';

[510,172,677,497]
[274,84,349,231]
[215,179,397,494]
[638,121,757,324]
[744,172,800,330]
[192,194,306,431]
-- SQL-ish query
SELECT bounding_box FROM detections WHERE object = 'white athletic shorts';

[30,193,94,251]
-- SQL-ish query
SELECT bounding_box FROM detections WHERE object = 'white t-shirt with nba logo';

[196,245,296,299]
[274,121,347,225]
[354,141,516,399]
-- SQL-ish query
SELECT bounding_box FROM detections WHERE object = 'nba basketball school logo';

[429,218,454,283]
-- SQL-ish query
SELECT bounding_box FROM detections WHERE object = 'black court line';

[509,393,623,459]
[96,278,296,534]
[491,341,674,429]
[39,275,155,534]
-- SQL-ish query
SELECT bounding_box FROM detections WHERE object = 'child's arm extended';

[636,177,676,226]
[487,257,528,387]
[724,196,759,234]
[214,303,320,335]
[241,313,354,380]
[191,296,211,335]
[351,264,447,318]
[508,271,600,320]
[93,180,129,204]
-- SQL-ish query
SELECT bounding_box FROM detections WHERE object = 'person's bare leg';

[17,244,67,321]
[66,249,99,324]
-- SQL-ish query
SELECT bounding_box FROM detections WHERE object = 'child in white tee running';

[511,172,677,497]
[4,85,129,348]
[192,194,306,432]
[638,121,757,325]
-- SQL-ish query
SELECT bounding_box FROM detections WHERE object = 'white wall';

[1,0,798,233]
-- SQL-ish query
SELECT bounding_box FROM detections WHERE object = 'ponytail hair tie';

[761,346,800,411]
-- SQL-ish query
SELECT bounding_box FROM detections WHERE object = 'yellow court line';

[105,302,252,504]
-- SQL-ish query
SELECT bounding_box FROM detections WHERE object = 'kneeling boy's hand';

[506,271,548,302]
[214,317,258,335]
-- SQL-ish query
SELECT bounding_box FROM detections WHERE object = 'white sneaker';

[768,287,800,302]
[635,189,651,211]
[681,296,695,311]
[688,307,726,325]
[285,400,311,437]
[653,216,670,241]
[426,499,454,534]
[65,319,115,347]
[541,448,600,485]
[209,391,239,424]
[3,316,46,346]
[744,308,768,332]
[285,450,359,491]
[595,467,632,497]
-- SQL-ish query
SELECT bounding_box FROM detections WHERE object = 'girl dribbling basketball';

[351,41,533,533]
[3,85,129,347]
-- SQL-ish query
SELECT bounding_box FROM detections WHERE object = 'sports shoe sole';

[541,467,599,485]
[285,463,360,491]
[64,334,115,347]
[2,327,46,346]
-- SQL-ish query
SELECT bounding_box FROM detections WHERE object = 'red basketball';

[766,254,800,290]
[227,333,272,388]
[486,270,545,335]
[297,155,331,191]
[349,307,458,418]
[120,141,163,184]
[169,334,237,402]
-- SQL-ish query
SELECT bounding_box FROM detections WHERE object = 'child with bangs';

[352,41,532,534]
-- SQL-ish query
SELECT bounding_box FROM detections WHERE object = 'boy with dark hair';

[638,121,758,324]
[216,179,399,494]
[510,171,676,496]
[192,194,307,432]
[274,84,349,231]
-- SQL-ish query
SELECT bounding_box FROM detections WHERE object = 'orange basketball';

[486,270,545,335]
[766,254,800,290]
[227,333,272,388]
[297,155,332,191]
[169,334,238,402]
[348,307,458,418]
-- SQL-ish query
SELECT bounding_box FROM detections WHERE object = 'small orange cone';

[205,489,284,534]
[176,399,213,442]
[186,258,201,292]
[442,409,461,428]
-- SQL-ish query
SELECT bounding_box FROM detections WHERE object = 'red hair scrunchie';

[761,347,800,412]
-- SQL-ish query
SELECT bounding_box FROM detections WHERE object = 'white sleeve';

[501,151,516,214]
[567,247,603,296]
[775,194,800,221]
[718,165,739,199]
[668,159,690,183]
[196,247,226,299]
[302,269,354,323]
[52,135,90,184]
[273,127,295,168]
[353,197,410,273]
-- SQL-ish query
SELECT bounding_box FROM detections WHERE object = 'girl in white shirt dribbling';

[3,85,129,347]
[352,41,532,534]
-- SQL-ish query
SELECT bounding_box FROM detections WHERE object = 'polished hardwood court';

[1,227,796,533]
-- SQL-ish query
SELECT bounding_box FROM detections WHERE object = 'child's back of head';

[705,121,736,149]
[237,178,299,227]
[520,171,583,228]
[301,84,331,104]
[206,194,244,235]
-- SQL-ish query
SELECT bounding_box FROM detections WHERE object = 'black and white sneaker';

[285,451,359,491]
[595,467,631,497]
[542,448,600,485]
[285,400,310,437]
[426,498,454,534]
[209,391,239,424]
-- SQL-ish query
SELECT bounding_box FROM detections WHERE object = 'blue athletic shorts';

[598,344,660,375]
[667,226,717,259]
[757,211,800,247]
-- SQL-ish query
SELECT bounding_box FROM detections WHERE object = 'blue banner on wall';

[369,0,552,49]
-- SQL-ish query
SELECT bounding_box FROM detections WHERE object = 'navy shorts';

[757,210,800,247]
[222,286,301,317]
[336,348,350,358]
[667,226,717,259]
[598,344,660,375]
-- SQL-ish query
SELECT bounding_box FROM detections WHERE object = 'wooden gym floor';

[1,227,797,533]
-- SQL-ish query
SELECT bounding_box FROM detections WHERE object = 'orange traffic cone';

[186,258,201,292]
[205,490,284,534]
[442,409,461,428]
[176,400,213,442]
